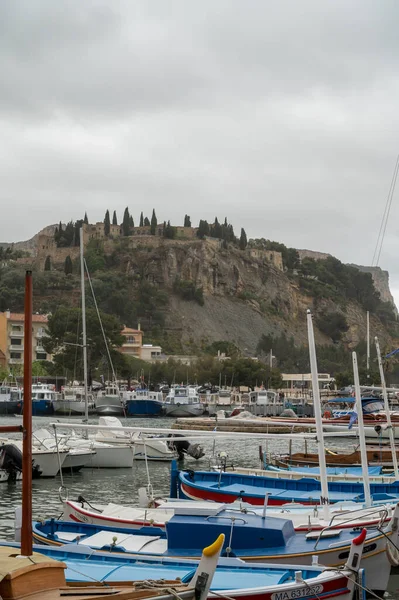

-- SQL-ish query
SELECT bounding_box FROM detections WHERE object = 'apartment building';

[118,326,163,362]
[0,310,51,369]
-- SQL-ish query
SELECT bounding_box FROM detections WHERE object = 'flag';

[348,411,358,429]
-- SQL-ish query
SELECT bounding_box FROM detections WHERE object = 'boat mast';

[375,336,399,479]
[366,311,370,376]
[352,352,372,507]
[306,309,329,520]
[22,270,33,556]
[80,227,89,426]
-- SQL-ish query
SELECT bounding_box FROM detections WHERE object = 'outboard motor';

[0,443,42,480]
[168,435,205,460]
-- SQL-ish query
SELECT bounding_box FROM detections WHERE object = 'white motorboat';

[0,438,68,477]
[32,429,96,472]
[53,385,96,416]
[96,385,125,416]
[163,386,204,417]
[30,427,133,469]
[94,417,176,461]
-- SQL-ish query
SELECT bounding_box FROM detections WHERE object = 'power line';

[372,153,399,267]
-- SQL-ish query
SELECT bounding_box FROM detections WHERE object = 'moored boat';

[163,386,204,418]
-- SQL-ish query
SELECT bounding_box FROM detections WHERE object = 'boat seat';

[102,503,145,519]
[206,569,294,590]
[79,531,162,553]
[55,531,86,542]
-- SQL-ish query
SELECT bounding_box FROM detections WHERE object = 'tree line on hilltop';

[54,210,249,250]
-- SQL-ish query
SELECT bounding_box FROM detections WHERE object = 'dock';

[172,416,314,434]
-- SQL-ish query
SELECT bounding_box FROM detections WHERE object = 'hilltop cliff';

[1,222,397,361]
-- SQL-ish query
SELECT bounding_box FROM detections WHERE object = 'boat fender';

[324,410,332,418]
[386,540,399,566]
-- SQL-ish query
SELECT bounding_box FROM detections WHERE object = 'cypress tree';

[197,220,209,239]
[64,255,73,275]
[84,212,88,224]
[239,228,248,250]
[150,209,157,235]
[122,207,130,236]
[139,212,144,227]
[44,256,51,271]
[184,214,191,227]
[144,216,150,227]
[112,210,118,226]
[104,210,111,236]
[129,215,134,227]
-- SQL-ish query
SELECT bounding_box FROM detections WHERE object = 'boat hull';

[83,445,134,468]
[96,403,125,416]
[125,399,164,417]
[53,400,96,415]
[0,401,20,415]
[164,404,204,418]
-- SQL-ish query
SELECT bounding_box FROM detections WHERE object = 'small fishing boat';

[123,388,164,417]
[53,385,96,416]
[163,386,204,418]
[96,385,125,416]
[174,466,399,505]
[0,384,21,414]
[2,531,369,600]
[0,533,224,600]
[273,446,399,470]
[16,383,57,416]
[33,503,398,589]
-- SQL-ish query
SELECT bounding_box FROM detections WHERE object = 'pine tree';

[184,214,191,227]
[139,212,144,227]
[84,212,88,224]
[239,228,248,250]
[112,210,118,225]
[144,216,150,227]
[150,209,157,235]
[122,207,130,236]
[104,210,111,236]
[64,255,73,275]
[44,256,51,271]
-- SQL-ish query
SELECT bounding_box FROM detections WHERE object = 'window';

[36,352,47,360]
[11,325,22,332]
[126,336,135,343]
[10,338,22,346]
[10,352,21,359]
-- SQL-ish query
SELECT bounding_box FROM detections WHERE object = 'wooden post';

[21,270,32,556]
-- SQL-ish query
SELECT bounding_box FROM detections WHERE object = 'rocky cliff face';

[110,237,396,353]
[2,228,397,354]
[349,264,397,313]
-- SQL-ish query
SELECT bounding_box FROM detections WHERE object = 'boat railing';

[313,505,389,549]
[205,515,248,524]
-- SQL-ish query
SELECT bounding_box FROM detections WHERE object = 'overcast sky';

[1,1,399,303]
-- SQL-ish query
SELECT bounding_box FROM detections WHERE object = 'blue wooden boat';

[173,466,399,506]
[0,531,368,600]
[32,502,399,594]
[124,389,164,417]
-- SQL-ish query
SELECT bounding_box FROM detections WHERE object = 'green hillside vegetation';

[0,212,398,385]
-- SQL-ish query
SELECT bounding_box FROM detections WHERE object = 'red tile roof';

[9,313,48,323]
[121,327,142,334]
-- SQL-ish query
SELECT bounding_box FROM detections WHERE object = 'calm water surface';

[0,414,398,595]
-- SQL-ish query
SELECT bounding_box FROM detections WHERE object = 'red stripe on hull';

[180,482,319,506]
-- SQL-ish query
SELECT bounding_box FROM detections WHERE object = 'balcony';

[9,344,24,351]
[9,330,24,338]
[9,358,23,364]
[36,331,48,339]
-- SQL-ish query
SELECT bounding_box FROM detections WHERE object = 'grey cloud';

[1,0,399,305]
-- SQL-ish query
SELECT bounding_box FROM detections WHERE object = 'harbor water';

[0,414,398,596]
